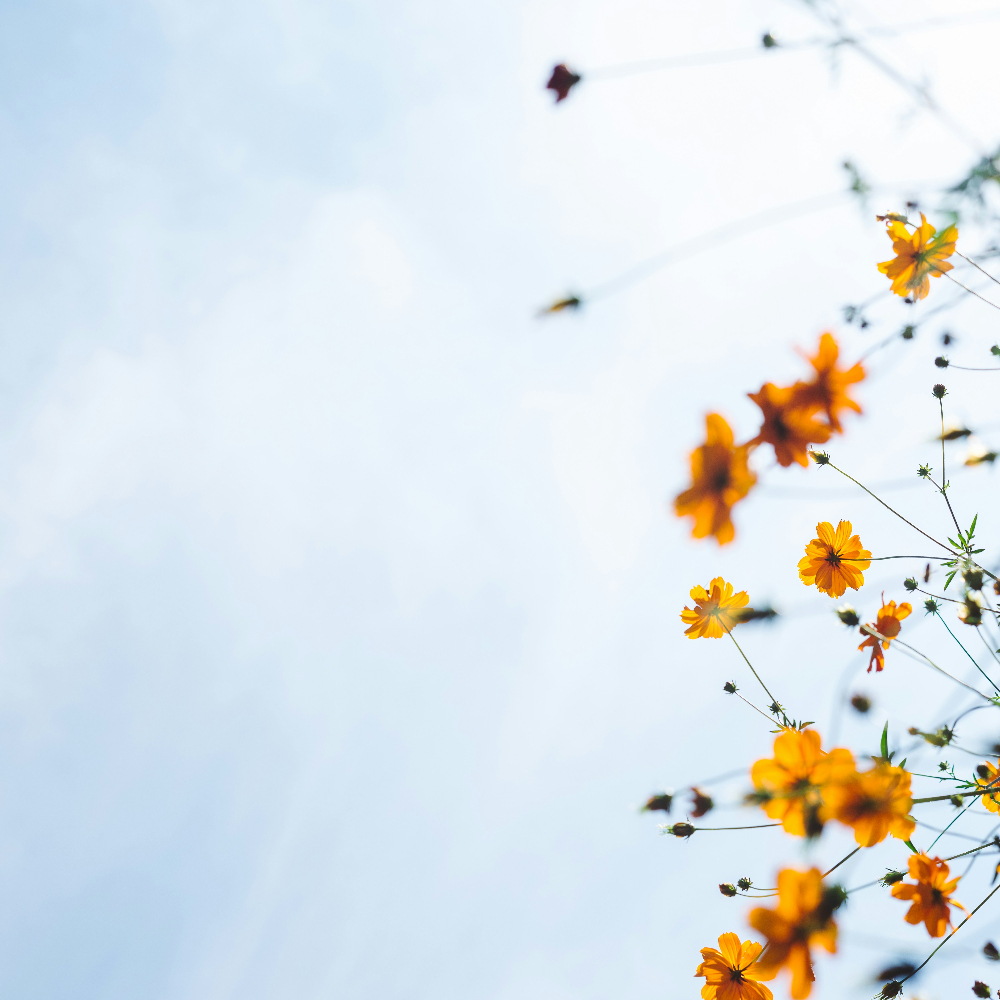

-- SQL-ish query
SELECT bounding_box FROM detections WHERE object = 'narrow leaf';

[881,722,889,761]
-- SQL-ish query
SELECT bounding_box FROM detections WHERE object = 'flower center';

[729,968,746,983]
[825,548,842,567]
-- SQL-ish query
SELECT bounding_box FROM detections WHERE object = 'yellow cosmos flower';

[793,333,864,434]
[797,520,871,598]
[748,382,831,468]
[681,577,750,639]
[975,761,1000,813]
[891,853,965,937]
[751,729,855,837]
[695,932,774,1000]
[877,213,957,300]
[675,414,756,545]
[858,597,912,673]
[750,869,839,1000]
[821,762,915,847]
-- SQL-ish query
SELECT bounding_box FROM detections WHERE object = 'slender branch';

[934,612,1000,695]
[823,461,957,555]
[956,251,1000,289]
[723,624,779,708]
[943,839,1000,863]
[902,881,1000,982]
[944,271,1000,311]
[822,846,861,878]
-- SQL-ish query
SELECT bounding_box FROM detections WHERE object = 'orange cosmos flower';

[675,414,756,545]
[877,213,957,300]
[793,333,864,433]
[820,762,915,846]
[695,932,774,1000]
[751,729,855,837]
[748,383,831,468]
[749,869,839,1000]
[681,577,750,639]
[858,596,912,672]
[975,760,1000,813]
[797,521,871,598]
[891,853,965,937]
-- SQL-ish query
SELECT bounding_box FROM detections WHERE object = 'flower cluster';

[675,335,864,545]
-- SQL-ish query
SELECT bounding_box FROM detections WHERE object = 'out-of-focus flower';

[821,763,915,846]
[850,694,871,713]
[751,729,855,837]
[748,383,831,467]
[972,982,992,998]
[695,932,774,1000]
[976,762,1000,813]
[691,787,714,817]
[545,64,581,102]
[642,792,673,813]
[877,213,958,299]
[836,605,860,627]
[798,521,871,598]
[537,294,581,315]
[959,593,985,627]
[681,577,751,639]
[675,414,756,545]
[858,597,912,672]
[749,869,840,999]
[794,333,864,433]
[891,853,965,937]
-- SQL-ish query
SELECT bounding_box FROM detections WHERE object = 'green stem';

[723,626,779,708]
[935,611,1000,695]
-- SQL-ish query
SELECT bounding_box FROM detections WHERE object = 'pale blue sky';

[1,1,1000,997]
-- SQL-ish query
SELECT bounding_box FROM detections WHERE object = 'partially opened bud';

[972,982,991,998]
[719,883,737,897]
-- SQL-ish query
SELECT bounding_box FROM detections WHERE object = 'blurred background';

[1,0,1000,996]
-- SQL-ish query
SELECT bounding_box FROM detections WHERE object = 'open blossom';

[797,521,871,598]
[750,869,839,1000]
[793,333,864,433]
[877,213,957,300]
[681,578,750,639]
[858,597,912,672]
[695,932,774,1000]
[751,729,854,837]
[675,414,756,545]
[975,761,1000,813]
[821,762,915,846]
[891,854,965,937]
[748,383,831,468]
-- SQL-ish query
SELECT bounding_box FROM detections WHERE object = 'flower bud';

[880,870,905,886]
[643,792,673,813]
[836,605,860,627]
[984,942,999,961]
[924,598,940,614]
[809,450,830,465]
[723,680,738,694]
[690,787,714,818]
[850,694,871,713]
[904,577,918,591]
[761,32,778,48]
[951,794,964,807]
[667,822,695,838]
[978,765,991,780]
[737,877,752,891]
[964,568,984,592]
[719,883,738,897]
[878,982,904,1000]
[973,982,991,998]
[901,325,915,340]
[933,383,948,398]
[935,356,950,368]
[918,463,932,479]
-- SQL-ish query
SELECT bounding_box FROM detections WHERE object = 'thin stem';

[935,612,1000,695]
[690,823,783,832]
[735,691,782,725]
[902,881,1000,982]
[822,846,861,878]
[927,796,976,852]
[956,251,1000,289]
[945,364,1000,371]
[943,839,999,863]
[915,586,965,606]
[824,461,957,556]
[723,625,779,708]
[853,555,951,562]
[944,271,1000,311]
[978,628,1000,671]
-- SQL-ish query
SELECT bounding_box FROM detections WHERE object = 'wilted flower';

[719,883,738,897]
[858,597,912,672]
[675,414,756,545]
[691,787,714,818]
[545,64,581,102]
[642,792,673,813]
[877,213,957,299]
[798,521,871,598]
[972,982,991,998]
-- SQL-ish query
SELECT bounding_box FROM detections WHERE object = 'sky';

[2,0,1000,997]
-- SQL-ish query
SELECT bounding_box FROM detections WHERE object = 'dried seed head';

[933,383,948,398]
[667,822,695,838]
[935,356,950,368]
[719,883,738,897]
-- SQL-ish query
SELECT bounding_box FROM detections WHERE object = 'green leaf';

[899,758,907,769]
[944,570,958,590]
[904,839,919,854]
[969,513,978,537]
[881,721,889,761]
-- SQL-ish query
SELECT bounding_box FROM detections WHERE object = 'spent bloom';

[821,763,915,846]
[675,414,756,545]
[681,578,751,639]
[749,869,840,1000]
[798,521,871,598]
[858,597,912,673]
[751,729,855,837]
[748,382,831,468]
[695,932,774,1000]
[877,213,958,300]
[891,853,965,937]
[793,333,865,433]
